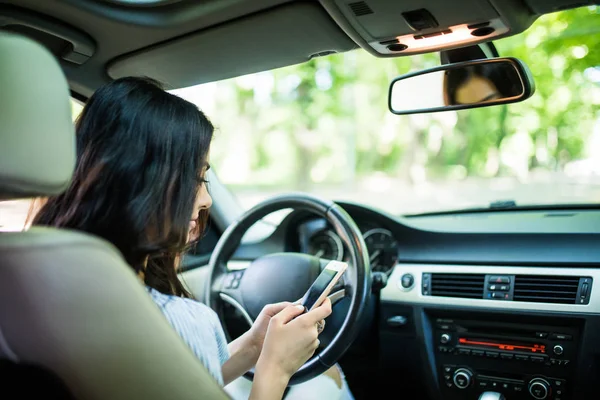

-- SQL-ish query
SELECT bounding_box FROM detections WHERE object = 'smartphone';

[299,260,348,312]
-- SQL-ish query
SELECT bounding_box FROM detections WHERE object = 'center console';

[433,317,580,400]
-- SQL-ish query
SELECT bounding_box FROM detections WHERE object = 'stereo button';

[513,384,524,392]
[531,356,545,363]
[515,355,529,361]
[452,368,473,389]
[550,333,572,341]
[486,351,499,358]
[528,378,550,400]
[500,353,514,360]
[471,350,484,356]
[553,345,564,356]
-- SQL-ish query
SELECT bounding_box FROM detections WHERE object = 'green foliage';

[200,6,599,191]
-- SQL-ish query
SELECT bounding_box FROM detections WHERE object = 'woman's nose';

[199,191,212,210]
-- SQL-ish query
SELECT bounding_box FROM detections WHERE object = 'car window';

[171,6,600,216]
[0,98,83,231]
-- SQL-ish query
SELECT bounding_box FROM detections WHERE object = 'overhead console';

[319,0,593,57]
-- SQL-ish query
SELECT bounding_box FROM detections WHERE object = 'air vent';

[429,273,485,299]
[514,275,581,304]
[348,1,374,17]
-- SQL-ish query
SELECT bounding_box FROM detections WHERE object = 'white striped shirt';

[147,287,230,385]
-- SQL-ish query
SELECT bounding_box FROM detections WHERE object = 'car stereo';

[433,317,580,400]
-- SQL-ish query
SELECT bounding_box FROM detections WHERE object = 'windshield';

[173,7,599,216]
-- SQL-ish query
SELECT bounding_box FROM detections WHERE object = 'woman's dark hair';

[444,63,523,105]
[32,76,214,298]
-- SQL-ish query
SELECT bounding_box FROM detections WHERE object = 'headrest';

[0,33,75,201]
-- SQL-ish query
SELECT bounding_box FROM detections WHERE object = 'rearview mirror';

[388,57,535,115]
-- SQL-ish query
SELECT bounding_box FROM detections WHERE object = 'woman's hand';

[249,299,333,400]
[246,302,293,359]
[254,298,333,384]
[222,301,293,385]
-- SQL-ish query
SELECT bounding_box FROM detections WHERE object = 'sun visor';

[107,2,357,89]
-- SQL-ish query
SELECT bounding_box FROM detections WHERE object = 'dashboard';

[295,216,399,274]
[225,201,600,400]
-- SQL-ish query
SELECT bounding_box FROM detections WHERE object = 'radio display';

[458,338,546,354]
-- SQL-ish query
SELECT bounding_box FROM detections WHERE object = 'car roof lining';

[0,0,592,96]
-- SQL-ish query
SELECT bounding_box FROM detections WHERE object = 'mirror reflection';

[390,59,529,114]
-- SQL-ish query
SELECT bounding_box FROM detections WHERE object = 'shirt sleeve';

[186,299,231,366]
[211,311,231,366]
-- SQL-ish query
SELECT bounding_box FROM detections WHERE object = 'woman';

[31,77,352,399]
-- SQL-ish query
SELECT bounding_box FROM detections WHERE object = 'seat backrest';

[0,32,230,400]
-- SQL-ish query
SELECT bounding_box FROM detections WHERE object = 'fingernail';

[295,305,305,311]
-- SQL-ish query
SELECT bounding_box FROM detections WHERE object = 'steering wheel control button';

[400,273,414,289]
[452,368,473,389]
[528,378,551,400]
[440,333,451,344]
[224,271,244,289]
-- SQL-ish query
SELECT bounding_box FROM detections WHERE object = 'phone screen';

[300,261,346,311]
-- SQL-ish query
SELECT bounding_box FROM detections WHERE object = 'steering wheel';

[206,193,371,384]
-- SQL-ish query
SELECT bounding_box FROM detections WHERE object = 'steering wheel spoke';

[216,270,253,326]
[328,288,346,306]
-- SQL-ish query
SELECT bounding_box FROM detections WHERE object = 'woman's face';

[188,161,212,243]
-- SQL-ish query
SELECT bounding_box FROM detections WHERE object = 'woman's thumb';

[272,304,305,325]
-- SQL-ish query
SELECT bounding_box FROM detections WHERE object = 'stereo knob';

[553,345,564,356]
[453,368,473,389]
[528,378,550,400]
[440,333,451,344]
